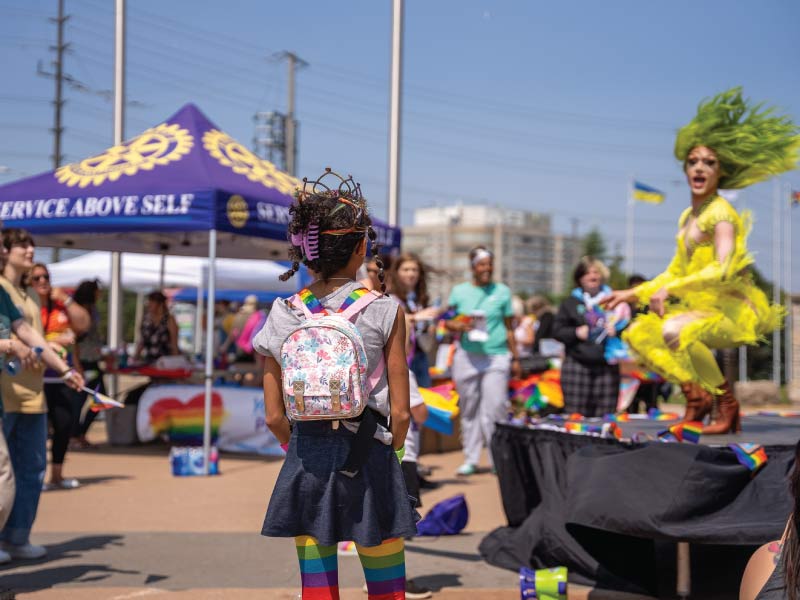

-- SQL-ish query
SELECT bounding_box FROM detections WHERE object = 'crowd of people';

[1,86,800,599]
[0,228,86,564]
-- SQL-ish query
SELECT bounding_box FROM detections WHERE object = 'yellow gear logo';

[56,123,194,188]
[226,194,249,228]
[203,129,299,195]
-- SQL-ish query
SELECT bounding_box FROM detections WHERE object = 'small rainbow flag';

[420,384,460,435]
[792,190,800,205]
[509,371,564,412]
[657,421,702,443]
[87,386,124,412]
[648,408,680,421]
[729,443,768,473]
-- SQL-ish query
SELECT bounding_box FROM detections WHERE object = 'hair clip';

[289,221,320,261]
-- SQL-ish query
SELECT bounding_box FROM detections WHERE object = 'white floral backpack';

[279,286,385,423]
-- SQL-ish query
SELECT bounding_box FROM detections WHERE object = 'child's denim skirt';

[262,420,418,547]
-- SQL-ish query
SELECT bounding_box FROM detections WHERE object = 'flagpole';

[773,179,782,388]
[785,182,793,393]
[626,177,634,273]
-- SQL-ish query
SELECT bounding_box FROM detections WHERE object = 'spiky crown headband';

[289,167,369,261]
[674,87,800,189]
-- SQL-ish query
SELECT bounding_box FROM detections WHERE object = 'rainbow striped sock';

[355,537,406,599]
[295,536,339,600]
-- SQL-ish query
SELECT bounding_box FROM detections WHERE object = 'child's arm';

[386,306,411,451]
[263,355,291,444]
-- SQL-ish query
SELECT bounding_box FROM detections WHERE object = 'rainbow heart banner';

[729,443,768,473]
[148,391,226,444]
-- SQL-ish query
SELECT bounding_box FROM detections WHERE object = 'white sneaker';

[0,548,10,564]
[4,543,46,560]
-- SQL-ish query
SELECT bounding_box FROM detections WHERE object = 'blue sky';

[1,0,799,287]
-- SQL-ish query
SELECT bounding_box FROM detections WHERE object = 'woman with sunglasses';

[29,263,90,490]
[0,228,84,560]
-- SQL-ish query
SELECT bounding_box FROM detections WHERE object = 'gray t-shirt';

[252,281,399,442]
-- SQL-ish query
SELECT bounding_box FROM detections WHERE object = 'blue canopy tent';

[0,103,401,469]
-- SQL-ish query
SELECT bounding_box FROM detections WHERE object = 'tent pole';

[109,0,125,398]
[159,253,166,290]
[109,253,122,397]
[203,230,218,475]
[133,291,144,345]
[193,283,204,357]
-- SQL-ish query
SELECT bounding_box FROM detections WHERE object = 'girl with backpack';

[253,169,416,600]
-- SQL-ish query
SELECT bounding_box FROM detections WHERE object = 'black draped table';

[480,418,799,597]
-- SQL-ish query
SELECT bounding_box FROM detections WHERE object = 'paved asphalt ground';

[1,403,746,599]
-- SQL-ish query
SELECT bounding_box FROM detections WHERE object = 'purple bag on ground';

[416,493,469,536]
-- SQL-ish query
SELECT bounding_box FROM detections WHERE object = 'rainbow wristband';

[395,446,405,464]
[280,443,289,453]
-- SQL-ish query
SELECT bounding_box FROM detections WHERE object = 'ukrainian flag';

[633,181,665,204]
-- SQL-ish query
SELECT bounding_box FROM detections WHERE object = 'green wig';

[674,87,800,189]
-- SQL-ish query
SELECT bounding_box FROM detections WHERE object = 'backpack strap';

[290,288,327,319]
[338,288,381,320]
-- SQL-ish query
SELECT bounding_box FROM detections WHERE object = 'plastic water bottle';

[5,356,20,376]
[5,346,42,376]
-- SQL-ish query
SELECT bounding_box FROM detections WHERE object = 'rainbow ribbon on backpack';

[297,286,370,316]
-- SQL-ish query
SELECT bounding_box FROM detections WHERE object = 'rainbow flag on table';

[729,443,768,473]
[509,370,563,413]
[633,181,665,204]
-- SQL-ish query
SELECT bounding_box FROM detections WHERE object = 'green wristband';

[394,446,405,464]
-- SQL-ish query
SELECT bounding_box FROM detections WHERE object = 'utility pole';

[38,0,70,262]
[273,52,307,176]
[387,0,404,227]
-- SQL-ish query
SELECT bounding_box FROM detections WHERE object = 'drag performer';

[606,88,800,434]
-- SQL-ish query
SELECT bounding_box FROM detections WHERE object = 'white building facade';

[402,205,580,304]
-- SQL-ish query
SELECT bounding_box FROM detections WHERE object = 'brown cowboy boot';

[679,382,713,423]
[702,381,741,435]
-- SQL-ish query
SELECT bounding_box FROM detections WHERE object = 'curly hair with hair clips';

[279,167,385,292]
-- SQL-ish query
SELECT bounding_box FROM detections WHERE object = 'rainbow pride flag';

[657,421,702,443]
[729,443,768,473]
[87,387,124,412]
[509,370,563,413]
[420,383,460,435]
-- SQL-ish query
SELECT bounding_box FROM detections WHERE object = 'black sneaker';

[406,579,433,599]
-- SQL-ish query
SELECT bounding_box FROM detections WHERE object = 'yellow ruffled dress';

[623,195,783,389]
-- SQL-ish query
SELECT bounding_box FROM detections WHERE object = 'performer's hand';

[576,325,590,341]
[602,289,638,310]
[649,288,669,318]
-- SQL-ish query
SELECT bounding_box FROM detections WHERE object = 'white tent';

[48,250,298,292]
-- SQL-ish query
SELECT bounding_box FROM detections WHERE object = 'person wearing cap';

[134,291,179,364]
[445,245,520,477]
